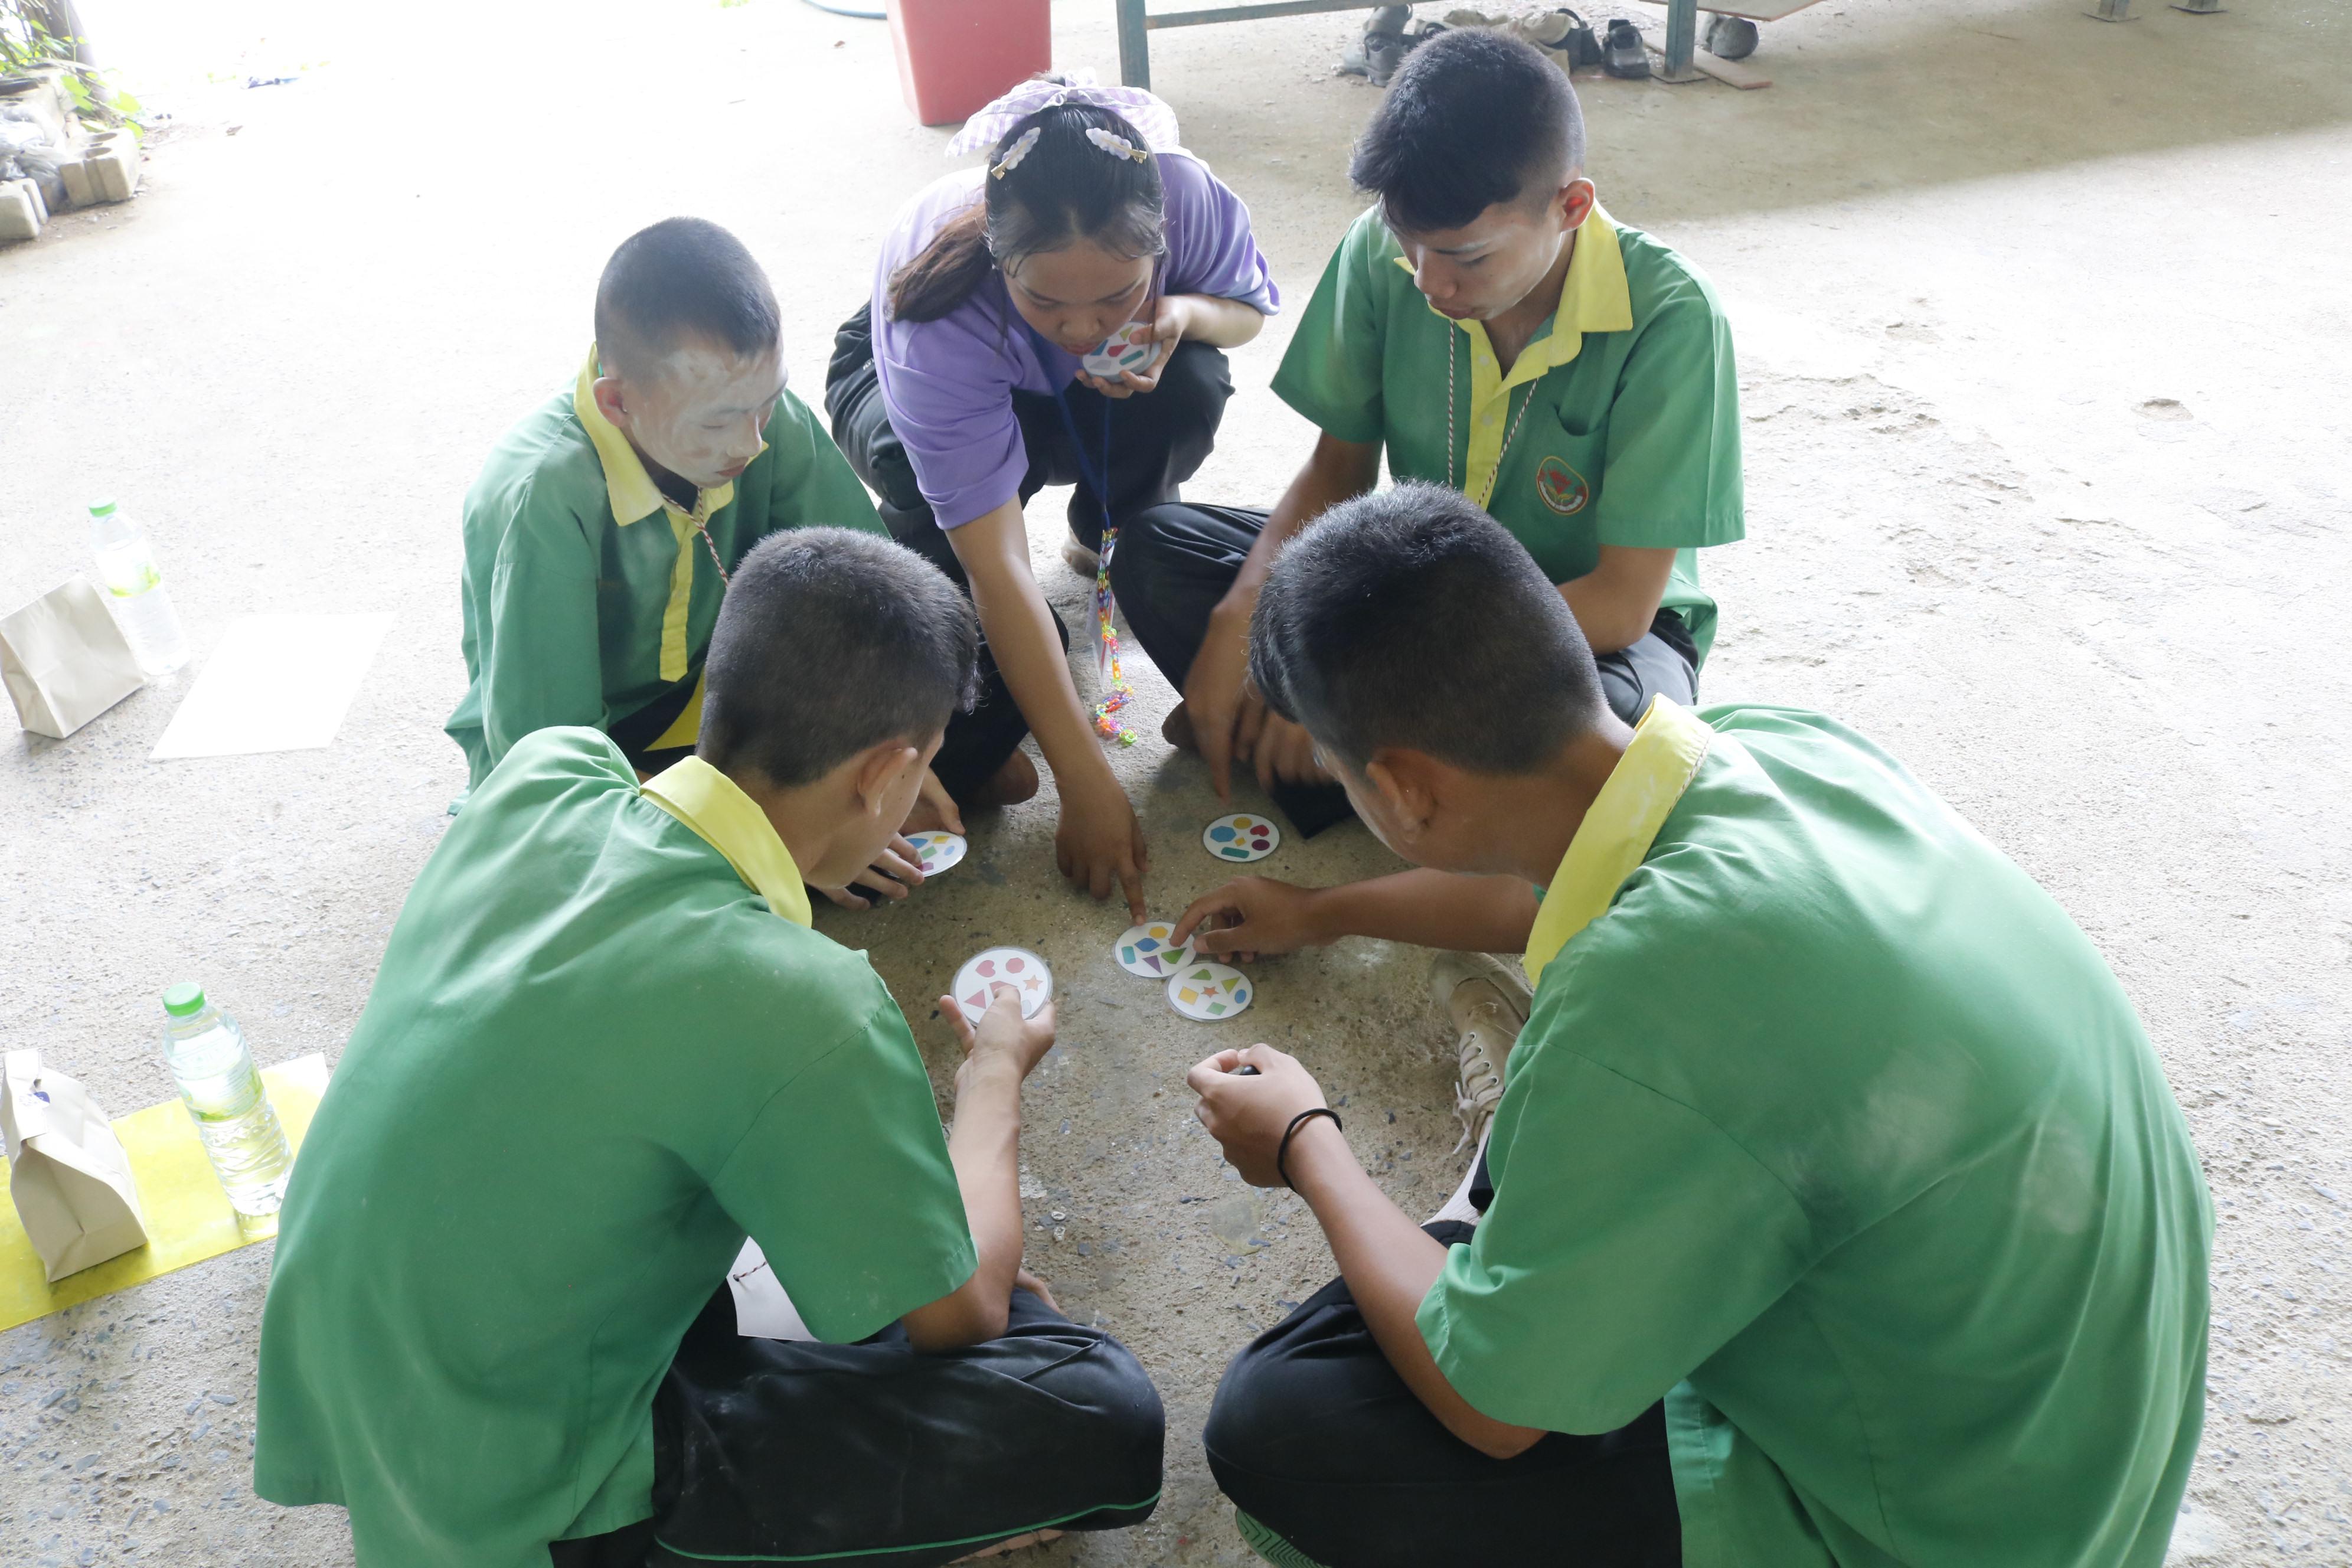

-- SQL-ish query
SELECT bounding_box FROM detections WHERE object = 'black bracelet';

[1276,1106,1344,1190]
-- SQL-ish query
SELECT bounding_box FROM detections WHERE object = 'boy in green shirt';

[1109,29,1741,814]
[259,530,1162,1568]
[1185,485,2209,1568]
[445,217,984,904]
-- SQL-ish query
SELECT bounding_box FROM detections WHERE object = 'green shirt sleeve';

[1270,210,1391,446]
[708,998,975,1344]
[741,388,887,537]
[475,478,608,779]
[1591,269,1745,552]
[1416,1009,1811,1434]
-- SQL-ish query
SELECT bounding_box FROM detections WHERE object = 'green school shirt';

[1418,703,2210,1568]
[444,348,887,789]
[1272,206,1744,661]
[253,729,975,1568]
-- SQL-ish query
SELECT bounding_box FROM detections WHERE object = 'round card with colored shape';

[1166,961,1252,1022]
[1203,813,1279,863]
[906,831,966,876]
[953,947,1053,1025]
[1081,322,1161,380]
[1114,920,1195,978]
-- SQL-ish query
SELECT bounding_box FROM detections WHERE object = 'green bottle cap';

[162,982,208,1018]
[89,498,118,518]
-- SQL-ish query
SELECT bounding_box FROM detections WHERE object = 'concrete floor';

[3,0,2348,1562]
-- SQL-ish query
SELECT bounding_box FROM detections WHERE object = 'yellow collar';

[1397,204,1633,380]
[640,756,814,927]
[1396,207,1632,507]
[1522,695,1712,987]
[571,345,743,528]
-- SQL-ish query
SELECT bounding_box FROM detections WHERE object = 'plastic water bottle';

[89,498,190,675]
[159,983,293,1220]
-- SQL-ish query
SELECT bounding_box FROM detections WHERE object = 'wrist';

[957,1051,1029,1099]
[1298,885,1345,946]
[1282,1115,1358,1203]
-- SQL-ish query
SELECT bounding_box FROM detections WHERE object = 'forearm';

[1285,1121,1544,1458]
[1304,870,1539,953]
[954,508,1119,795]
[906,1057,1025,1352]
[1557,546,1677,656]
[1224,434,1382,607]
[947,1058,1027,1301]
[1172,293,1266,349]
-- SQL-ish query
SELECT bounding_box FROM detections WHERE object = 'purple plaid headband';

[943,74,1182,162]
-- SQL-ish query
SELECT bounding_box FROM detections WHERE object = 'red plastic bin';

[886,0,1051,127]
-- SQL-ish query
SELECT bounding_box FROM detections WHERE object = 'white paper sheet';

[150,613,393,760]
[726,1237,818,1342]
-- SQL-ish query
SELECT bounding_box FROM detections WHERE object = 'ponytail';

[886,101,1168,326]
[888,202,995,325]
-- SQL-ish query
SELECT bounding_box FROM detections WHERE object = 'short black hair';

[594,217,782,381]
[1249,482,1606,773]
[699,528,980,788]
[1350,29,1586,235]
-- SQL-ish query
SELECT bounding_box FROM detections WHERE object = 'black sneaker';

[1602,17,1650,77]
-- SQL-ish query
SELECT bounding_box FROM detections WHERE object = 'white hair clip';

[991,126,1043,179]
[1084,126,1149,164]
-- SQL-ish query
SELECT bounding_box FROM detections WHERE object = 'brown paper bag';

[1,1050,150,1282]
[0,578,147,739]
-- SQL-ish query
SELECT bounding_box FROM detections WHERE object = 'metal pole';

[1661,0,1700,81]
[1117,0,1152,88]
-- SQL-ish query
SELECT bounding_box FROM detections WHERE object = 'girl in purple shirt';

[827,79,1278,917]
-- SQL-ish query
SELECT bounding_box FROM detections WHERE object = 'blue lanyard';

[1023,322,1113,529]
[1020,322,1138,744]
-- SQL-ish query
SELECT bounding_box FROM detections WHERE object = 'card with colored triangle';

[952,948,1052,1025]
[1167,961,1252,1021]
[1113,920,1195,978]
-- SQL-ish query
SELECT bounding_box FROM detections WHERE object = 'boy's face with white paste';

[593,331,788,491]
[1389,175,1596,325]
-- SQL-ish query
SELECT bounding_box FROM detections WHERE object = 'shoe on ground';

[1430,952,1533,1154]
[1060,535,1100,578]
[1364,28,1411,84]
[1602,17,1651,77]
[1704,13,1759,58]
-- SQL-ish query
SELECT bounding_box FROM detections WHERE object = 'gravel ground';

[2,0,2346,1562]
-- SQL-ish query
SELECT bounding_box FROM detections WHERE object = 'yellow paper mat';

[0,1054,330,1332]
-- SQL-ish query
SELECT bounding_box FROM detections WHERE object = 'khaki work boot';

[1429,952,1533,1155]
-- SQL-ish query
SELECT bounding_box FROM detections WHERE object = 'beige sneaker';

[1430,952,1533,1155]
[949,1529,1066,1563]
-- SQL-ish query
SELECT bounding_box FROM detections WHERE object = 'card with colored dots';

[952,948,1053,1025]
[1167,961,1253,1022]
[1113,920,1197,978]
[905,831,966,876]
[1203,813,1279,863]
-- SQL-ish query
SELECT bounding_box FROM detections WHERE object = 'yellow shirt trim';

[641,756,814,928]
[571,346,752,689]
[1521,695,1711,988]
[648,671,707,753]
[1397,205,1634,509]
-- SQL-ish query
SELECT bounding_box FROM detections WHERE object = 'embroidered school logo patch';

[1536,456,1589,517]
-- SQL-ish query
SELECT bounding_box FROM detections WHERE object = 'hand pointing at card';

[1172,877,1328,962]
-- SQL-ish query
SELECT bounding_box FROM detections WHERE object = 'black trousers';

[1203,1223,1683,1568]
[553,1286,1165,1568]
[825,305,1236,803]
[1109,502,1702,835]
